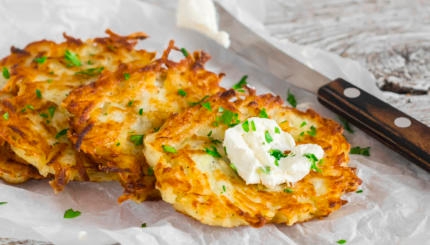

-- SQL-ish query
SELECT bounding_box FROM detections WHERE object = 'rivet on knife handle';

[317,78,430,172]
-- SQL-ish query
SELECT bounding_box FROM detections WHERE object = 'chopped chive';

[36,89,42,99]
[337,239,347,244]
[162,145,177,153]
[75,66,104,76]
[307,125,317,137]
[138,108,143,115]
[222,185,226,193]
[207,130,213,137]
[283,188,293,193]
[34,56,47,64]
[350,146,370,156]
[242,120,250,132]
[127,100,134,107]
[2,67,10,79]
[205,146,221,158]
[259,108,269,118]
[189,95,209,106]
[124,73,130,80]
[232,75,248,91]
[2,112,9,120]
[250,120,256,131]
[201,101,212,111]
[64,50,81,67]
[130,134,144,146]
[141,223,147,228]
[217,109,240,127]
[264,130,273,143]
[0,201,7,205]
[274,127,281,134]
[269,149,288,161]
[338,116,354,133]
[116,142,120,146]
[39,113,49,118]
[180,47,189,57]
[287,89,297,108]
[55,128,68,139]
[177,89,187,97]
[64,208,81,219]
[229,163,237,173]
[304,153,321,173]
[147,166,154,176]
[260,166,271,174]
[356,189,363,193]
[48,106,56,118]
[300,121,307,128]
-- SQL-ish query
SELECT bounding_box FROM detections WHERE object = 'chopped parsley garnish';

[2,112,9,120]
[338,116,354,133]
[304,153,322,173]
[242,120,250,132]
[201,101,212,111]
[337,239,347,244]
[286,89,297,108]
[232,75,248,92]
[34,56,47,64]
[180,47,189,57]
[2,67,10,79]
[300,121,307,128]
[307,125,317,137]
[130,134,144,146]
[55,128,69,139]
[162,145,177,153]
[283,188,293,193]
[350,146,370,156]
[250,120,256,131]
[269,149,289,161]
[0,201,7,205]
[177,89,187,97]
[124,73,130,80]
[75,66,104,76]
[205,146,222,158]
[259,108,269,118]
[264,130,273,143]
[64,208,81,219]
[36,89,42,99]
[216,109,240,127]
[356,189,363,193]
[48,106,56,118]
[138,108,143,115]
[274,127,281,134]
[141,223,147,228]
[147,166,154,176]
[64,50,82,67]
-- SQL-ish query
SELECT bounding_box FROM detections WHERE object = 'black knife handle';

[317,78,430,172]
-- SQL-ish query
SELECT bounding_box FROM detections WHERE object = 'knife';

[214,3,430,172]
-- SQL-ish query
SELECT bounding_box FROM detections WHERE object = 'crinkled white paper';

[0,0,429,244]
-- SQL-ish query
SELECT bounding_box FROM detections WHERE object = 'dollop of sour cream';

[223,117,324,188]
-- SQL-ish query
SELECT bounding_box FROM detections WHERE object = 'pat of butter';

[177,0,230,48]
[223,117,324,188]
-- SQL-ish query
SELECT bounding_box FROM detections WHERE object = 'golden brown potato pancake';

[64,41,224,202]
[144,87,362,227]
[0,30,153,190]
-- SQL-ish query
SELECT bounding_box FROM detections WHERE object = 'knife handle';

[317,78,430,172]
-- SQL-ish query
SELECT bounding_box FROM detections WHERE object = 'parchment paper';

[0,0,429,244]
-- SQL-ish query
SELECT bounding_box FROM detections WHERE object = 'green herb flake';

[64,50,82,67]
[259,108,269,118]
[260,166,271,174]
[180,47,189,57]
[269,149,288,161]
[242,120,250,132]
[39,113,49,118]
[0,201,7,205]
[250,120,256,131]
[130,134,144,146]
[264,130,273,143]
[178,89,187,97]
[207,130,213,137]
[147,166,154,176]
[222,185,226,193]
[34,56,47,64]
[338,116,354,133]
[283,188,293,193]
[189,95,209,106]
[356,189,363,193]
[2,67,10,79]
[304,153,322,173]
[75,66,104,76]
[64,208,81,219]
[124,73,131,80]
[55,128,69,139]
[201,101,212,111]
[138,108,143,115]
[127,100,134,107]
[307,125,317,137]
[2,112,9,120]
[229,163,237,173]
[48,106,56,118]
[274,127,281,134]
[287,89,297,108]
[116,142,120,147]
[36,89,42,99]
[350,146,370,156]
[232,75,248,91]
[300,121,307,128]
[205,146,222,158]
[162,145,177,153]
[218,109,240,127]
[141,223,147,228]
[337,239,347,244]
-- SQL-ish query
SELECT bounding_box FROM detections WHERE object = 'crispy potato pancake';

[0,30,154,190]
[64,42,224,202]
[144,87,362,227]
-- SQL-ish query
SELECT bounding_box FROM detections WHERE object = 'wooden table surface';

[264,0,430,126]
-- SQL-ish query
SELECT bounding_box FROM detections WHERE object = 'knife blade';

[214,3,430,172]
